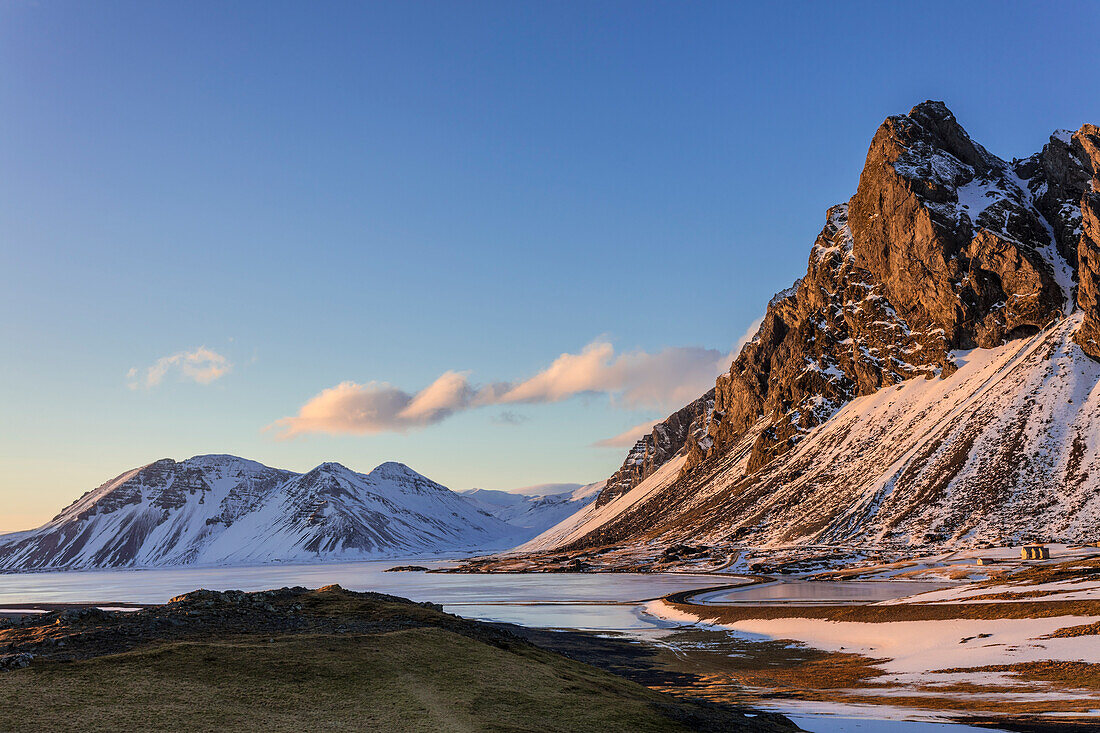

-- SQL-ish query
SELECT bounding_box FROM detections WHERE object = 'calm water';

[0,566,951,628]
[694,580,951,605]
[0,561,728,630]
[788,715,1008,733]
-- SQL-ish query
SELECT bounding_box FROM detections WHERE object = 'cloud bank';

[128,347,231,389]
[268,340,735,439]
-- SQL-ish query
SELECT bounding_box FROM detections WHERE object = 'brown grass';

[0,587,802,733]
[932,660,1100,690]
[972,557,1100,588]
[0,629,725,733]
[1046,620,1100,637]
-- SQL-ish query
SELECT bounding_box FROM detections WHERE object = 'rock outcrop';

[1071,125,1100,358]
[702,102,1090,478]
[666,102,1091,480]
[553,102,1100,552]
[595,390,714,507]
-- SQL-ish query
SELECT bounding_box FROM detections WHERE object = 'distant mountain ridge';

[0,455,526,571]
[460,483,604,535]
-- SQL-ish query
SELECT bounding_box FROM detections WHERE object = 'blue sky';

[3,1,1100,531]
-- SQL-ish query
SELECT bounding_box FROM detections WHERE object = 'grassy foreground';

[1,630,699,731]
[0,586,796,733]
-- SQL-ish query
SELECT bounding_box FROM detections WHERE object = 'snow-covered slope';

[516,459,684,553]
[537,314,1100,550]
[460,482,603,538]
[0,456,524,571]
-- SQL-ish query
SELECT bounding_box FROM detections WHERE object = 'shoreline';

[5,580,1099,730]
[497,614,1100,732]
[643,584,1100,730]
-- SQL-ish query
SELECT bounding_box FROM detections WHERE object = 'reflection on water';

[447,601,673,631]
[694,580,951,605]
[788,714,1010,732]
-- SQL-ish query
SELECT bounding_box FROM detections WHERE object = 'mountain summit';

[525,102,1100,553]
[0,455,522,570]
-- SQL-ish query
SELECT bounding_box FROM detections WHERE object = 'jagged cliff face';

[1070,124,1100,357]
[533,314,1100,552]
[596,390,714,507]
[552,102,1100,552]
[707,102,1087,477]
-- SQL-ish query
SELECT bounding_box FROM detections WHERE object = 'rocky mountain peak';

[1074,123,1100,172]
[851,101,1072,352]
[310,461,355,476]
[893,100,997,178]
[183,454,271,471]
[366,462,446,494]
[562,102,1100,554]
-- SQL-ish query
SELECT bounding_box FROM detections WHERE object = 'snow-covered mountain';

[0,455,524,571]
[459,482,603,537]
[522,315,1100,551]
[522,102,1100,554]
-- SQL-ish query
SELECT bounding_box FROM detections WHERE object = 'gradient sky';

[3,1,1100,532]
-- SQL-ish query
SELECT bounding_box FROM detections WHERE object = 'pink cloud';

[267,338,738,439]
[591,419,660,448]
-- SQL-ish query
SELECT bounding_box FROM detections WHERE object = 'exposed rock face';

[552,315,1100,550]
[698,101,1086,477]
[1071,125,1100,358]
[708,203,950,474]
[850,102,1066,348]
[1017,131,1089,266]
[561,102,1100,552]
[595,390,714,507]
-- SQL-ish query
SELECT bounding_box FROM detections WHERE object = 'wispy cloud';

[586,315,762,449]
[267,340,735,440]
[494,342,728,409]
[128,347,231,390]
[591,419,659,448]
